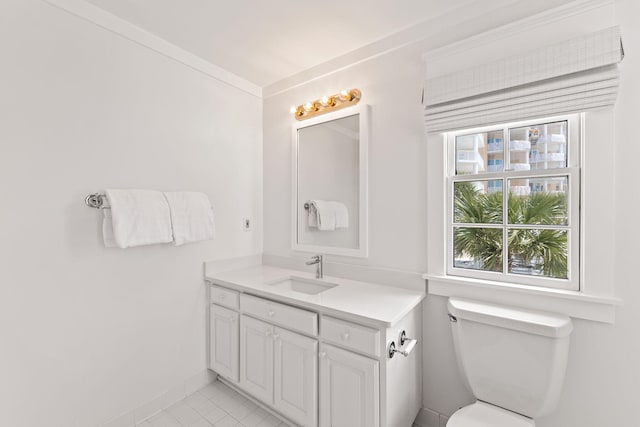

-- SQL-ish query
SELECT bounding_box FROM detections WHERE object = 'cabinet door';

[319,344,379,427]
[209,304,239,382]
[239,315,274,404]
[273,327,318,427]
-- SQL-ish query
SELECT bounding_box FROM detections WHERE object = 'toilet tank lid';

[448,298,573,338]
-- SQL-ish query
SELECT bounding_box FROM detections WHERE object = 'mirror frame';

[291,104,369,257]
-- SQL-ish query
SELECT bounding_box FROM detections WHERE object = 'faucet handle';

[306,255,322,265]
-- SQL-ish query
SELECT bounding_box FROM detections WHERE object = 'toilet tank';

[448,298,573,418]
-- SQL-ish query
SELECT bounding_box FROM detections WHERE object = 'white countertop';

[205,265,425,327]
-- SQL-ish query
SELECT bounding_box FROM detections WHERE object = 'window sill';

[423,274,621,323]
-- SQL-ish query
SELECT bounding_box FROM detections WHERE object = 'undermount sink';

[267,276,338,295]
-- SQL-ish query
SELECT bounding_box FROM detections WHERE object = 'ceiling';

[84,0,572,88]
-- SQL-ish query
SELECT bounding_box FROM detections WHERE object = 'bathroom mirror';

[291,105,369,257]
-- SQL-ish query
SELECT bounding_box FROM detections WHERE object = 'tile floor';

[137,380,290,427]
[136,379,425,427]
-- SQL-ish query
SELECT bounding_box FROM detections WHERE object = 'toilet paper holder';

[388,330,417,359]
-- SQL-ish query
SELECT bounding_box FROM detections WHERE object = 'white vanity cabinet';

[207,279,422,427]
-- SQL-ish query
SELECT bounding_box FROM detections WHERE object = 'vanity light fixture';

[291,88,362,121]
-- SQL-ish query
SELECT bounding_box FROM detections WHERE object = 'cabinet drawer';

[320,316,380,357]
[211,285,240,310]
[240,294,318,336]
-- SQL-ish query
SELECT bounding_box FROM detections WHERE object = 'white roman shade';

[423,26,624,133]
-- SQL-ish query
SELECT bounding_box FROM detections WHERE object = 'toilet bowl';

[447,401,535,427]
[446,298,573,427]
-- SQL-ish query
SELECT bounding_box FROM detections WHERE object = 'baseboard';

[414,407,450,427]
[101,369,216,427]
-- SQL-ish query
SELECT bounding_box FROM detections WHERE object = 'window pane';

[454,227,503,272]
[508,176,569,225]
[455,131,503,175]
[454,180,503,224]
[508,229,568,279]
[486,130,504,173]
[509,120,568,171]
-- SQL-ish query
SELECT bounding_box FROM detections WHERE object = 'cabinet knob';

[273,334,280,341]
[268,310,275,317]
[319,351,326,359]
[229,316,235,322]
[341,332,350,341]
[265,330,272,337]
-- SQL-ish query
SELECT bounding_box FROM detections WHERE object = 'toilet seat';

[447,401,536,427]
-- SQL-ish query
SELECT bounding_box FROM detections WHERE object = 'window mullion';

[502,126,509,275]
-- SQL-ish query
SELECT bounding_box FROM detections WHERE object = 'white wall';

[0,1,262,426]
[263,1,640,426]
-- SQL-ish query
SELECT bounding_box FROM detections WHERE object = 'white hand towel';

[314,200,336,231]
[103,189,173,248]
[164,192,216,246]
[307,202,318,228]
[331,201,349,229]
[102,209,117,248]
[307,200,350,231]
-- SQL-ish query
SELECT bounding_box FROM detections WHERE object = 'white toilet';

[446,298,573,427]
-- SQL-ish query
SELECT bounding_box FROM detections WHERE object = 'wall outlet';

[242,217,251,231]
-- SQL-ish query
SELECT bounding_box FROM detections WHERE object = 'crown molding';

[42,0,262,98]
[263,0,614,98]
[262,0,482,98]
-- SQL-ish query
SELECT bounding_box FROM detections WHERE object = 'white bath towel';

[308,200,349,231]
[164,192,216,246]
[103,189,173,248]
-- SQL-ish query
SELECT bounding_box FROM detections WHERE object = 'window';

[446,115,580,291]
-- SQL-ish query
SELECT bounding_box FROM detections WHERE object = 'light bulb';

[290,106,297,114]
[304,102,312,111]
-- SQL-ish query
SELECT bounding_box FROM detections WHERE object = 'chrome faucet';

[306,255,323,279]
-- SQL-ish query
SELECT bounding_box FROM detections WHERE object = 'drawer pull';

[319,351,326,358]
[219,293,226,300]
[265,330,273,337]
[229,316,236,322]
[273,334,280,341]
[268,309,275,317]
[341,332,350,341]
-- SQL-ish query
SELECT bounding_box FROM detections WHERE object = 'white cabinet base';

[209,304,239,382]
[239,315,274,404]
[209,283,423,427]
[319,343,380,427]
[274,327,318,427]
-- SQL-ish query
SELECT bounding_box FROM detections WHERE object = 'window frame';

[445,114,581,291]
